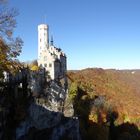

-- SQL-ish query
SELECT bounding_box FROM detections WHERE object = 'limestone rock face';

[15,67,80,140]
[49,117,80,140]
[16,102,81,140]
[29,103,62,129]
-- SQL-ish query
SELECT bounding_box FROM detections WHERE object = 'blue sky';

[9,0,140,70]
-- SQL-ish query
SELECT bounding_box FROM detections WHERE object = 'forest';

[68,68,140,140]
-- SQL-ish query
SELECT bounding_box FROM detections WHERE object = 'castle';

[38,24,67,80]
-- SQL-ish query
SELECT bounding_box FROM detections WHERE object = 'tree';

[30,65,39,71]
[69,82,78,101]
[30,59,38,67]
[0,0,23,74]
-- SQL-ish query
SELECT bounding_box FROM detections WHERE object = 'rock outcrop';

[16,102,80,140]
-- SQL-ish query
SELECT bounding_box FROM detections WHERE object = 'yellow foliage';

[123,114,130,123]
[81,95,88,100]
[30,65,39,71]
[68,82,78,100]
[89,114,98,123]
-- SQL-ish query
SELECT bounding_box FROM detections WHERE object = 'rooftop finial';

[44,15,47,24]
[50,35,54,46]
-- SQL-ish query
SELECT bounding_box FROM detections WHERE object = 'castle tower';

[38,24,49,63]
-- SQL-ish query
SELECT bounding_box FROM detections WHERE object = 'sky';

[8,0,140,70]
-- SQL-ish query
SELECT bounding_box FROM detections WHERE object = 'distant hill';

[67,68,140,126]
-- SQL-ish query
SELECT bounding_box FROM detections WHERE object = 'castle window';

[44,56,47,61]
[55,55,58,59]
[44,64,47,67]
[40,38,41,42]
[49,63,52,67]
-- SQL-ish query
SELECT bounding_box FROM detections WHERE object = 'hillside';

[67,68,140,126]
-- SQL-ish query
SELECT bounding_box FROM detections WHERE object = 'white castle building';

[38,24,67,80]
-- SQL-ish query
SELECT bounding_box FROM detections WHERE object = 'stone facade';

[38,24,67,80]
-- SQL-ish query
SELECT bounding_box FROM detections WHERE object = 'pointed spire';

[50,35,54,46]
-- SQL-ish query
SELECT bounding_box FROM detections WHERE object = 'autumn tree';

[0,0,23,75]
[30,60,39,71]
[69,82,78,101]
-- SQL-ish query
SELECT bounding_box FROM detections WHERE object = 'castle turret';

[38,24,49,59]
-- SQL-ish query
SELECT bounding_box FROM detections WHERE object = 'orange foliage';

[68,68,140,127]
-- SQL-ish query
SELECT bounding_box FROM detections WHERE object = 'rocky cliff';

[16,102,80,140]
